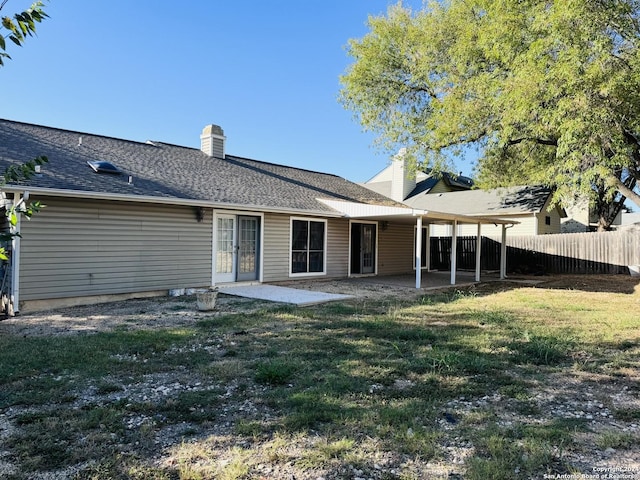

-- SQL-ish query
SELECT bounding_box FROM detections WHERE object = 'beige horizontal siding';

[327,218,349,278]
[262,213,350,282]
[19,197,213,301]
[537,209,563,235]
[378,222,414,275]
[262,213,290,282]
[429,181,451,194]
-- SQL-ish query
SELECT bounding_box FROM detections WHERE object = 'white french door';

[216,214,237,283]
[237,216,259,282]
[215,214,261,283]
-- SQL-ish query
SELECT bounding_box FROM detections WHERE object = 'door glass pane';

[362,224,374,270]
[421,228,428,268]
[238,217,257,274]
[216,217,234,274]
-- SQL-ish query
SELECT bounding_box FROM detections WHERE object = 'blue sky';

[2,1,469,183]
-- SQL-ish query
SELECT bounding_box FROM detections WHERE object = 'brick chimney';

[200,124,226,158]
[390,148,416,202]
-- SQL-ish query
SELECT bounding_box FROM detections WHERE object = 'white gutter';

[1,186,345,218]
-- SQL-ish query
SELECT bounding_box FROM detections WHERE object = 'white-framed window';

[290,217,327,276]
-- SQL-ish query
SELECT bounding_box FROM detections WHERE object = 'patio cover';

[318,198,517,288]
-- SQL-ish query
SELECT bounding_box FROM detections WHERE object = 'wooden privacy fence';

[430,230,640,274]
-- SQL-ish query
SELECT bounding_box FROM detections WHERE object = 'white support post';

[10,193,22,315]
[415,215,422,289]
[500,224,507,279]
[475,223,482,282]
[450,220,458,285]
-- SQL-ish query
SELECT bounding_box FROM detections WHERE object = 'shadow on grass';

[0,292,616,479]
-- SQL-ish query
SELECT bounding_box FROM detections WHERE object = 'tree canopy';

[0,1,48,261]
[340,0,640,227]
[1,0,47,65]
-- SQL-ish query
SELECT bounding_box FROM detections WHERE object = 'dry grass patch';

[0,275,639,479]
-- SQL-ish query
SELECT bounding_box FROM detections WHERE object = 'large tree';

[340,1,640,230]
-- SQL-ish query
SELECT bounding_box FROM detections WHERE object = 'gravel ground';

[0,274,639,479]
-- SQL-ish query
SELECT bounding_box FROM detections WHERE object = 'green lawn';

[1,282,639,479]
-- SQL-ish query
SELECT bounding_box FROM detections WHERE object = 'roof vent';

[87,160,121,174]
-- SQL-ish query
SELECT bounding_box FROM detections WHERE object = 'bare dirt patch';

[0,294,277,338]
[0,273,637,339]
[0,274,639,479]
[2,274,637,338]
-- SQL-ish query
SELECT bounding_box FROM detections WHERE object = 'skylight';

[87,160,121,174]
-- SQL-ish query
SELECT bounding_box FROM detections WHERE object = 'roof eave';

[1,186,345,218]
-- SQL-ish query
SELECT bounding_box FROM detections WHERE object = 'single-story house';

[561,198,623,233]
[363,153,566,236]
[0,119,515,313]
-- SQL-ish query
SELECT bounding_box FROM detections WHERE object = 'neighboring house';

[363,160,473,199]
[0,119,513,313]
[407,187,566,236]
[364,153,566,236]
[620,211,640,229]
[561,198,623,233]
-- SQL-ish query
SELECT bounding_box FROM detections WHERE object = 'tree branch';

[506,137,558,147]
[434,130,488,150]
[611,174,640,210]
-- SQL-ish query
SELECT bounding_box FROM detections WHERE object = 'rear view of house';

[0,119,513,313]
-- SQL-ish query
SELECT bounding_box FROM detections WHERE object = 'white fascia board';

[456,213,521,225]
[318,198,518,225]
[1,186,344,218]
[318,198,419,218]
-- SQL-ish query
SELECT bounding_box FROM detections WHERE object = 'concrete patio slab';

[217,284,354,306]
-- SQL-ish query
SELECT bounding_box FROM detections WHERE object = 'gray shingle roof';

[405,185,555,215]
[0,119,400,213]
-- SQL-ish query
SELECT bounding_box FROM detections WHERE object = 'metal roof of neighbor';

[0,119,401,214]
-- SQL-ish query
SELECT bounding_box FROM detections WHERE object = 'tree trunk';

[611,175,640,210]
